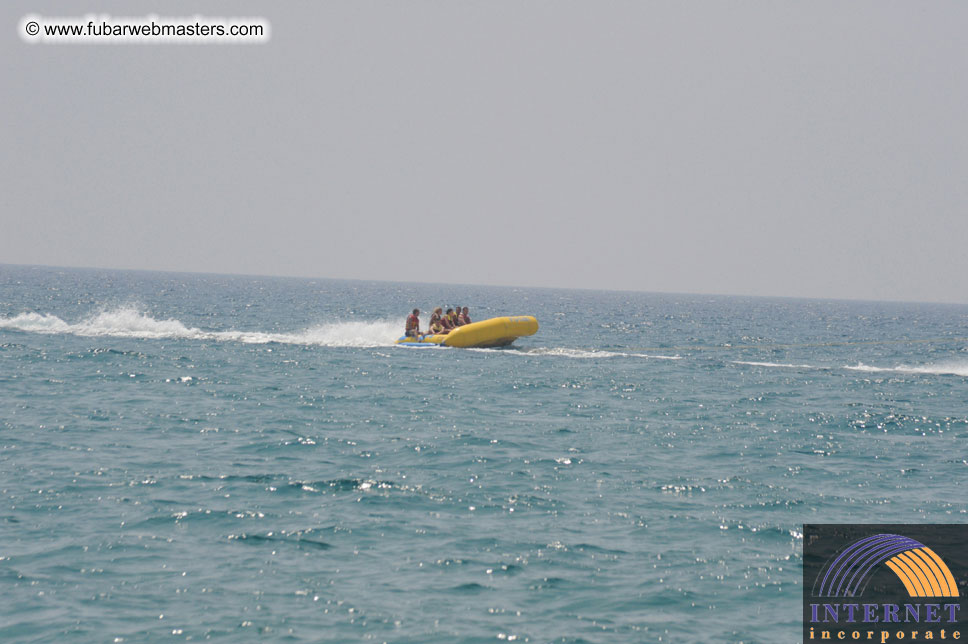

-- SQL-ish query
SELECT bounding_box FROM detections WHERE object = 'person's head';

[435,307,442,315]
[412,308,419,316]
[446,308,454,315]
[462,307,469,314]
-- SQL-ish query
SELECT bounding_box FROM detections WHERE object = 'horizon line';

[2,261,966,308]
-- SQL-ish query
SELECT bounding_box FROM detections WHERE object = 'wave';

[731,358,968,377]
[0,306,401,348]
[845,361,968,377]
[516,347,682,360]
[732,360,819,369]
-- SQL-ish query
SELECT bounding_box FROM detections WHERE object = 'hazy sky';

[3,2,967,303]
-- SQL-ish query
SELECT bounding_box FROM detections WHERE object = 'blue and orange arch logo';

[815,533,960,598]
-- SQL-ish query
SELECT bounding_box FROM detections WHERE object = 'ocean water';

[1,265,966,643]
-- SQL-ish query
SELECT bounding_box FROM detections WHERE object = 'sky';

[3,1,967,303]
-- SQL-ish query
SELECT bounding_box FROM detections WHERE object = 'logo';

[804,525,966,643]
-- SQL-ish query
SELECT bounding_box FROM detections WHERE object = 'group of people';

[405,306,471,337]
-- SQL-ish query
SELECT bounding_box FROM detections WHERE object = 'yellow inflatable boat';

[396,316,538,348]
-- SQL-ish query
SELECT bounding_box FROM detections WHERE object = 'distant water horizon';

[2,264,966,642]
[6,261,967,307]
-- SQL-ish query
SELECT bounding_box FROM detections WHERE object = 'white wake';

[730,359,968,377]
[732,360,819,369]
[518,347,682,360]
[845,361,968,377]
[0,306,401,348]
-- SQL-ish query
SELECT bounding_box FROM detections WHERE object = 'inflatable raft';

[396,316,538,348]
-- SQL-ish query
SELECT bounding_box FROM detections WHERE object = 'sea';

[1,264,966,643]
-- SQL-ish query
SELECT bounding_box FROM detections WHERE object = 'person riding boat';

[447,308,460,328]
[428,307,445,334]
[458,307,471,325]
[405,309,421,337]
[440,309,456,331]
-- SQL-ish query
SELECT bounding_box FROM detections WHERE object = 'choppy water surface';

[2,265,966,643]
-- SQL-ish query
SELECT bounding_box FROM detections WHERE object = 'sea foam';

[728,358,968,377]
[518,347,682,360]
[731,360,819,369]
[0,306,401,348]
[845,361,968,377]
